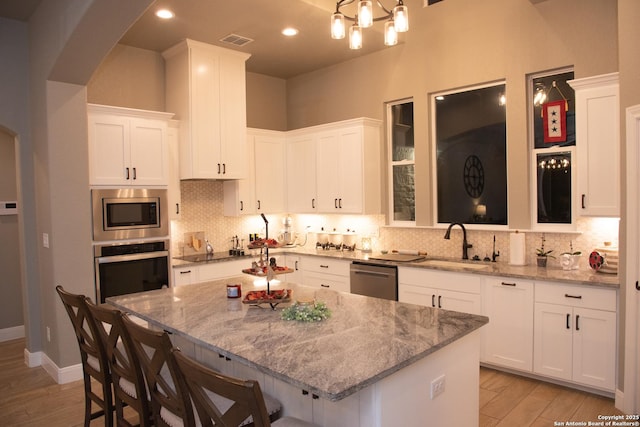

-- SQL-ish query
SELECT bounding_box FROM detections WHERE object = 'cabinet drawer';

[198,259,247,282]
[398,267,481,294]
[303,257,350,276]
[304,271,350,293]
[173,266,196,286]
[535,281,617,311]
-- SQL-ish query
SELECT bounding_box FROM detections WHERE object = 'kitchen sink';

[414,259,491,270]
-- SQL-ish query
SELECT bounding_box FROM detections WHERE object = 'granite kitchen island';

[108,276,488,427]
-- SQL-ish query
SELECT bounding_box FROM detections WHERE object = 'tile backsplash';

[171,180,619,270]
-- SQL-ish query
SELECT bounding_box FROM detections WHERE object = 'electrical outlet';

[46,326,51,342]
[42,233,49,248]
[430,374,446,399]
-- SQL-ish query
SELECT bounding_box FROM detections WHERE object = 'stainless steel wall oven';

[94,240,169,303]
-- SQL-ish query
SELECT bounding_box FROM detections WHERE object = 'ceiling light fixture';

[155,9,174,19]
[282,27,299,37]
[331,0,409,50]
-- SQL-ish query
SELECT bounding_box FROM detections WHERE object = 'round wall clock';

[463,155,484,198]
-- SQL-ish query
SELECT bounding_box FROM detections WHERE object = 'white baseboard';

[0,325,25,342]
[24,348,42,367]
[40,352,84,384]
[615,388,624,412]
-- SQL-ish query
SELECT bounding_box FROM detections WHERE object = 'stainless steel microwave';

[92,188,169,241]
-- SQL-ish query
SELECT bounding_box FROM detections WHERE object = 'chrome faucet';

[444,222,473,260]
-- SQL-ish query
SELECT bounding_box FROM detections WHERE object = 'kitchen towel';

[509,232,526,265]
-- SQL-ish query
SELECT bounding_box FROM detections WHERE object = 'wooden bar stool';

[55,285,114,427]
[86,301,152,427]
[119,313,196,427]
[173,348,318,427]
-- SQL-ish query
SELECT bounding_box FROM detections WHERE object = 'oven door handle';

[96,250,170,264]
[351,269,393,278]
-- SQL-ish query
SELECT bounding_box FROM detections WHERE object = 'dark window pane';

[392,103,414,161]
[536,152,572,223]
[435,84,507,225]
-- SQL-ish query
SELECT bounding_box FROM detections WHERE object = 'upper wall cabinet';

[287,118,382,215]
[569,73,620,217]
[223,129,286,216]
[87,104,173,187]
[163,39,251,180]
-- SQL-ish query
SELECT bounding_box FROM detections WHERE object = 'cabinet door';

[572,307,616,390]
[189,45,223,178]
[167,120,182,219]
[315,132,341,212]
[336,127,364,213]
[223,134,256,216]
[129,117,168,186]
[88,113,130,185]
[286,135,317,212]
[437,289,482,315]
[218,52,248,179]
[533,302,573,382]
[283,255,302,284]
[572,73,620,216]
[483,279,534,371]
[254,136,285,213]
[399,283,439,307]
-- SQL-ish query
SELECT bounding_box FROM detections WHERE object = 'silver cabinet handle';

[564,294,582,299]
[501,282,517,287]
[125,167,130,180]
[132,167,137,180]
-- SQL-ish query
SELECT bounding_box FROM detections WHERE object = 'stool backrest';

[86,302,151,427]
[120,314,194,427]
[173,348,272,427]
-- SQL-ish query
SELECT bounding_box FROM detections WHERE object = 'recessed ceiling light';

[155,9,175,19]
[282,27,299,37]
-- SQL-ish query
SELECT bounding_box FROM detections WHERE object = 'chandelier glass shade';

[331,0,409,50]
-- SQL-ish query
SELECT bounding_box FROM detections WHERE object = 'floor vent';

[219,33,254,47]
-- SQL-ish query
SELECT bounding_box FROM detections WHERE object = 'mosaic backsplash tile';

[171,180,619,270]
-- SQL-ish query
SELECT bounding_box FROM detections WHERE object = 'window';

[433,82,507,225]
[529,68,575,228]
[387,100,415,223]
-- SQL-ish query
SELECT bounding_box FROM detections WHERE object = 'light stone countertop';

[172,246,620,289]
[107,277,489,401]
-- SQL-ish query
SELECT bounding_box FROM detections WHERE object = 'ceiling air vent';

[220,33,254,47]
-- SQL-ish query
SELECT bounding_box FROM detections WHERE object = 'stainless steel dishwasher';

[350,261,398,301]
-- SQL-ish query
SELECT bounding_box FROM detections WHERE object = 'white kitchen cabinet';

[167,119,182,220]
[223,129,285,215]
[163,39,250,180]
[172,258,249,287]
[254,133,286,213]
[88,104,172,186]
[569,72,620,217]
[315,119,382,214]
[533,281,617,391]
[482,277,534,372]
[173,265,196,287]
[285,133,317,212]
[301,256,351,293]
[398,267,482,315]
[283,255,303,284]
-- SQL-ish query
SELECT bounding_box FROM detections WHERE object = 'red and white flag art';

[542,99,567,143]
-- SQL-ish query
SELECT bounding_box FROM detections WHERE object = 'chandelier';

[331,0,409,50]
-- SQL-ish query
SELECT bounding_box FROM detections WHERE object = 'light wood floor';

[0,338,624,426]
